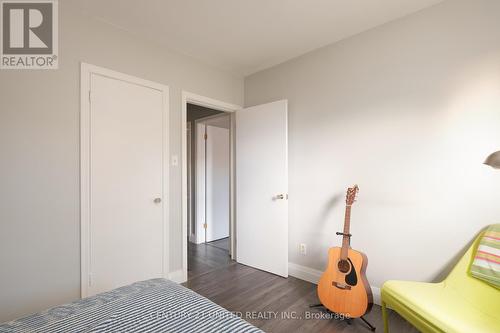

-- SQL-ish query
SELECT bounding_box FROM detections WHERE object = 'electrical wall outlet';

[299,243,307,255]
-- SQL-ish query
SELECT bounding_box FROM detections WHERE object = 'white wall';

[0,1,243,322]
[245,0,500,289]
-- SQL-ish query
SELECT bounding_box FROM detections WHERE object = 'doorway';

[181,92,240,281]
[181,92,289,282]
[187,106,232,277]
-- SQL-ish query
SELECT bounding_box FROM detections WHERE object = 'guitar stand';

[308,303,376,331]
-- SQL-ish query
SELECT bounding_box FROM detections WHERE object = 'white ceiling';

[76,0,445,76]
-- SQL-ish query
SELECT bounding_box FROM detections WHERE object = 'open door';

[236,100,288,277]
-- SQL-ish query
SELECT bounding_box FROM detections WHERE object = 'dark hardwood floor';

[184,241,418,333]
[207,237,231,251]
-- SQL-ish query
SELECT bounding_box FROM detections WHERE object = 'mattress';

[0,279,263,333]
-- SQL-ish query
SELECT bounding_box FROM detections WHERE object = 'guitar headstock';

[345,185,359,206]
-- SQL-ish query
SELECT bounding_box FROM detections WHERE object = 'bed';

[0,279,263,333]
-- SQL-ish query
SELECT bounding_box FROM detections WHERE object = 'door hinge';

[203,223,207,229]
[204,133,207,140]
[88,90,92,103]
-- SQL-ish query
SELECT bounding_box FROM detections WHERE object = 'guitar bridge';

[333,282,352,290]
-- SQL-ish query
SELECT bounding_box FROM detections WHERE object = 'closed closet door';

[86,72,167,296]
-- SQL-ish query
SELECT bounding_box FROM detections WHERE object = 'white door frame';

[186,121,195,243]
[193,113,231,244]
[181,91,241,282]
[193,119,206,244]
[80,63,170,297]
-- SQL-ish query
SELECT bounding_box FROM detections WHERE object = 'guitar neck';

[340,205,351,260]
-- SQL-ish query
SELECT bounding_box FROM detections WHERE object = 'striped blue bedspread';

[0,279,263,333]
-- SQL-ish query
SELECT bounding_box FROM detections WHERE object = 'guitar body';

[318,247,373,318]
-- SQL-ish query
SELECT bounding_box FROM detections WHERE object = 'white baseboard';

[288,262,322,284]
[288,262,381,306]
[169,269,187,284]
[371,286,381,306]
[189,234,196,243]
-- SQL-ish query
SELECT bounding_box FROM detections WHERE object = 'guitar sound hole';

[337,259,350,273]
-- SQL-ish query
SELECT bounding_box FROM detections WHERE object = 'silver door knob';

[276,194,285,200]
[154,198,162,204]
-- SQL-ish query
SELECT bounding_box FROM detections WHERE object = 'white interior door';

[206,124,230,242]
[236,100,288,277]
[88,73,167,296]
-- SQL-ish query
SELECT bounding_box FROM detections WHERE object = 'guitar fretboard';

[340,205,352,260]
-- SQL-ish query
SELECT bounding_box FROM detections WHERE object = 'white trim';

[169,269,185,284]
[80,64,91,299]
[288,262,322,284]
[188,235,197,243]
[80,63,170,298]
[372,286,381,306]
[193,113,232,244]
[193,119,206,245]
[229,113,236,260]
[181,91,241,283]
[288,262,381,305]
[184,92,242,113]
[187,121,191,240]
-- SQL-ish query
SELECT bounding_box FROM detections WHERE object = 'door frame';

[193,113,232,244]
[186,121,195,243]
[80,63,170,297]
[193,119,206,245]
[181,91,241,282]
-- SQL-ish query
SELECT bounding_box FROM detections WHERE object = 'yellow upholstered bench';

[381,229,500,333]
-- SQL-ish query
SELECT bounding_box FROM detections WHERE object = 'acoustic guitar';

[317,185,373,318]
